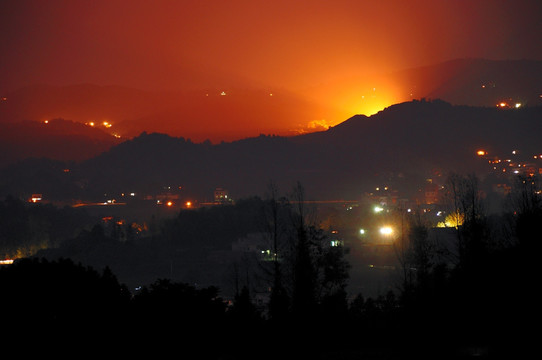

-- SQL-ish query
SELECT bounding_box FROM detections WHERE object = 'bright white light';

[359,229,366,235]
[374,206,384,213]
[379,227,393,235]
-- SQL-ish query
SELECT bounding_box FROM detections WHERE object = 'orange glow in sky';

[1,0,541,142]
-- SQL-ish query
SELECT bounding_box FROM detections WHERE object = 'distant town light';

[374,206,384,213]
[359,229,366,235]
[166,201,173,207]
[477,150,487,156]
[30,194,42,203]
[379,227,393,235]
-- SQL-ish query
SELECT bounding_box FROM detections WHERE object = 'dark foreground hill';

[2,99,541,202]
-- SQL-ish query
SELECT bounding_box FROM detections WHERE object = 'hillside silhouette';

[70,99,542,201]
[2,99,541,202]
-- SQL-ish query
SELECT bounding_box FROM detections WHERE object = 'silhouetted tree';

[509,174,542,253]
[263,182,290,322]
[290,182,318,321]
[0,257,130,329]
[131,278,226,327]
[229,285,261,323]
[393,207,413,296]
[315,225,350,322]
[443,172,488,269]
[409,221,433,289]
[285,182,351,324]
[0,196,95,259]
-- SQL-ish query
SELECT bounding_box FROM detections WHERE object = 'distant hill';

[392,58,542,107]
[307,58,542,113]
[0,84,158,124]
[71,99,542,200]
[293,99,542,188]
[3,99,540,202]
[0,83,337,142]
[0,118,121,167]
[1,58,540,146]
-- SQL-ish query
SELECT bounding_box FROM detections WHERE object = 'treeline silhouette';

[0,175,539,358]
[0,194,97,258]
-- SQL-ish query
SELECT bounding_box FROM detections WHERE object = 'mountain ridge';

[1,58,540,145]
[2,99,541,202]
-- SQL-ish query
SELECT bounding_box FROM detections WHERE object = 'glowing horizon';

[1,0,540,142]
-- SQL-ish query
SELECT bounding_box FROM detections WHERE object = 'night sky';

[1,0,541,138]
